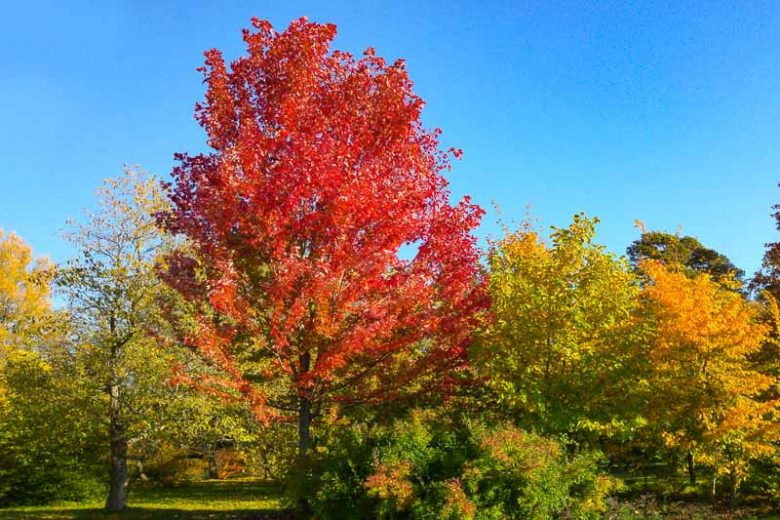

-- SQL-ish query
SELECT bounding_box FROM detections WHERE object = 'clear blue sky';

[2,1,779,276]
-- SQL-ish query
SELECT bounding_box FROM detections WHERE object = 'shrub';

[0,350,104,506]
[297,410,620,519]
[137,443,208,486]
[741,453,780,507]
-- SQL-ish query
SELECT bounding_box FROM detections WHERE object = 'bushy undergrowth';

[0,351,105,506]
[136,444,210,486]
[742,455,780,507]
[293,409,620,519]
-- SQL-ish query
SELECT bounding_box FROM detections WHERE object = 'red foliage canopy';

[162,17,487,423]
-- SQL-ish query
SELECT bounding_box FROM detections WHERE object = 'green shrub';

[137,443,209,486]
[0,350,104,506]
[290,418,378,518]
[741,453,780,507]
[295,410,620,519]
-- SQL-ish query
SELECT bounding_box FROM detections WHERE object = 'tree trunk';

[135,459,148,482]
[729,470,738,506]
[207,444,219,479]
[298,396,312,460]
[711,475,718,501]
[105,383,129,511]
[297,352,312,516]
[296,395,312,515]
[258,447,274,480]
[686,451,697,485]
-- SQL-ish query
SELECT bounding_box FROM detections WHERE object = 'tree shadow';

[0,507,293,519]
[0,479,294,519]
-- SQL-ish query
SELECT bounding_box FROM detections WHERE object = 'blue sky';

[2,1,779,276]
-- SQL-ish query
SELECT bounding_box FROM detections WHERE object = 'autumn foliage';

[4,13,780,517]
[160,17,487,452]
[640,260,779,492]
[0,230,55,354]
[477,215,640,436]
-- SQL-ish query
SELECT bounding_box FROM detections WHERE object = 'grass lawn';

[3,477,778,519]
[0,478,291,519]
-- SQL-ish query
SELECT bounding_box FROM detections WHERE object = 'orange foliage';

[640,260,779,484]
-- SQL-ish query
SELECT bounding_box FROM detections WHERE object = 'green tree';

[0,348,104,505]
[627,226,744,286]
[59,169,270,508]
[0,231,103,505]
[58,168,182,510]
[477,214,641,438]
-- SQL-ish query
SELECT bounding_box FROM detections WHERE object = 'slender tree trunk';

[711,475,718,501]
[105,383,129,511]
[298,396,312,460]
[296,396,312,516]
[297,352,312,516]
[729,470,738,506]
[207,444,219,479]
[258,446,274,480]
[135,459,148,482]
[686,451,697,485]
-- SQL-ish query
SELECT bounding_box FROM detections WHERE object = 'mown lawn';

[3,477,778,519]
[0,478,291,519]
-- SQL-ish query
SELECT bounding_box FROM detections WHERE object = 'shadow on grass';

[0,479,294,520]
[0,508,292,519]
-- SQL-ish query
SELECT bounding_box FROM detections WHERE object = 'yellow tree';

[641,260,779,501]
[477,214,642,437]
[0,229,56,414]
[58,168,174,510]
[0,231,104,504]
[0,230,56,356]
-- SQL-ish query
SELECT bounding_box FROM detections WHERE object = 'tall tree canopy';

[477,214,641,437]
[161,17,487,469]
[640,260,778,497]
[59,169,178,511]
[0,230,56,356]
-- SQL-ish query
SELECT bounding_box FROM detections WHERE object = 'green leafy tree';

[477,214,641,438]
[58,168,186,510]
[0,231,103,505]
[59,169,271,508]
[627,225,744,286]
[0,349,104,505]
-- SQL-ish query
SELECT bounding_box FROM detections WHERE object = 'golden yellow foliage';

[0,230,55,354]
[479,214,640,435]
[641,260,779,487]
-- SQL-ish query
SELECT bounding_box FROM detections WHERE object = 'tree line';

[1,16,779,519]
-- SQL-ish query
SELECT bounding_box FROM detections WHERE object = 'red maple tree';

[161,17,487,462]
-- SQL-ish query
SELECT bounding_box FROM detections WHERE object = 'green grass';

[0,478,290,519]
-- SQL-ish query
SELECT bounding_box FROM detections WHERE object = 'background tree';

[742,193,780,501]
[0,230,57,357]
[628,227,744,286]
[137,385,269,482]
[0,231,103,505]
[477,214,642,438]
[59,168,181,510]
[0,348,104,505]
[160,17,488,496]
[751,186,780,300]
